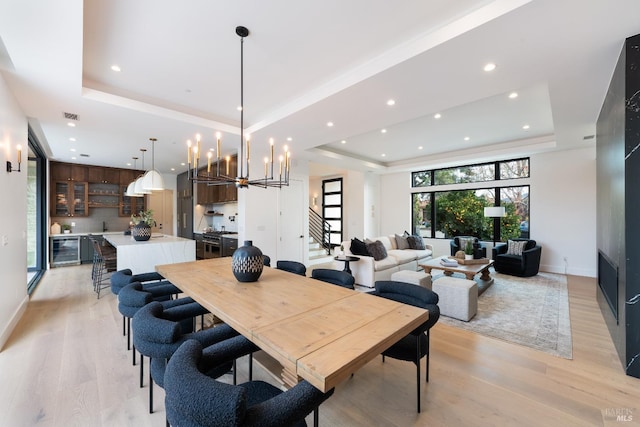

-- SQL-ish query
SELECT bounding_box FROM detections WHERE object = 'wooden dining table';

[156,257,429,392]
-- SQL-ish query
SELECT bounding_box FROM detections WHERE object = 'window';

[412,158,529,187]
[411,158,530,242]
[322,178,343,246]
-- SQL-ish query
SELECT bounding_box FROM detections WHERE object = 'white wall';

[377,146,597,277]
[0,73,29,350]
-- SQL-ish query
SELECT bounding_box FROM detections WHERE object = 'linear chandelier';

[187,26,291,189]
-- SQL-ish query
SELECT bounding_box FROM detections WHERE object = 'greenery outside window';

[412,158,529,188]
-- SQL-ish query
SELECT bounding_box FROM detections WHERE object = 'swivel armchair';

[492,238,542,277]
[450,236,487,259]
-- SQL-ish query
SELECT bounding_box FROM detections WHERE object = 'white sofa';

[336,235,433,288]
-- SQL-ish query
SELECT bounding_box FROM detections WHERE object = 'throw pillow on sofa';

[366,240,388,261]
[407,234,426,250]
[351,237,370,256]
[395,233,410,249]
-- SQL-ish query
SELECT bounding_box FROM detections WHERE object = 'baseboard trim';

[0,294,29,352]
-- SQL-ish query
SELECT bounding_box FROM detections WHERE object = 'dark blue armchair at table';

[164,339,334,427]
[492,238,542,277]
[133,301,258,414]
[276,260,307,276]
[311,269,355,289]
[110,268,175,295]
[118,281,204,384]
[373,280,440,413]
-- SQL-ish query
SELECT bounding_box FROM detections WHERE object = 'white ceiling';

[1,0,639,178]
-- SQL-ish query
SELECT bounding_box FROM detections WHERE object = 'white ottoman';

[432,276,478,321]
[391,270,432,289]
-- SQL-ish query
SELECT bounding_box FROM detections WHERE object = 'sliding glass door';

[27,127,47,293]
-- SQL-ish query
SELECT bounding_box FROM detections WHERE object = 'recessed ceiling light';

[483,63,496,72]
[381,129,387,134]
[110,65,121,72]
[71,156,77,160]
[180,162,186,166]
[386,99,396,106]
[67,122,76,127]
[434,113,442,119]
[523,124,530,130]
[509,92,518,99]
[70,148,76,152]
[237,106,243,111]
[170,168,175,171]
[69,137,76,142]
[341,140,346,144]
[418,146,423,150]
[126,162,132,166]
[464,136,470,141]
[287,137,292,141]
[381,153,386,157]
[327,121,334,127]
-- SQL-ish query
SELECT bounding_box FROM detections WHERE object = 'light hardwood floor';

[1,265,638,426]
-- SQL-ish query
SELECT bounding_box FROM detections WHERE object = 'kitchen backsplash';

[194,202,238,233]
[51,208,132,234]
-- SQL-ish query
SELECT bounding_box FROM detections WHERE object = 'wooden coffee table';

[420,256,495,288]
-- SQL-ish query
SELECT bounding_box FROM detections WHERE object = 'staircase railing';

[309,208,331,255]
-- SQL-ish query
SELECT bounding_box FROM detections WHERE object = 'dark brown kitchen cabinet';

[197,182,219,204]
[119,169,138,185]
[71,165,88,181]
[51,181,88,217]
[50,161,88,182]
[222,237,238,257]
[89,167,120,183]
[195,155,238,204]
[119,185,145,217]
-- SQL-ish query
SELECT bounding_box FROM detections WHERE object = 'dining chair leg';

[140,354,144,388]
[127,318,131,350]
[233,360,237,385]
[314,407,319,427]
[416,337,421,413]
[426,331,430,382]
[149,367,154,414]
[133,344,136,366]
[122,316,126,336]
[249,353,253,381]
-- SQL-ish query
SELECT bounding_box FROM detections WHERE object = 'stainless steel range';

[202,231,234,259]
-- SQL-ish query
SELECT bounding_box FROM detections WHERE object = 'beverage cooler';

[50,235,81,267]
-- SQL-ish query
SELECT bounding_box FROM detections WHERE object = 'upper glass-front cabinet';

[52,181,88,217]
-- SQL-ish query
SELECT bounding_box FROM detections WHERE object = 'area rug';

[437,271,573,359]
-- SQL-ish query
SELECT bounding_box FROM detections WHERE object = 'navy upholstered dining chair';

[276,260,307,276]
[164,339,334,427]
[311,268,355,289]
[118,281,204,383]
[373,280,440,413]
[133,301,258,414]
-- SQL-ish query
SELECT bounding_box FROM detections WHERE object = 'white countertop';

[50,231,124,237]
[104,233,193,247]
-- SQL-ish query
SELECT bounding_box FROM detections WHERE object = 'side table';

[334,255,360,275]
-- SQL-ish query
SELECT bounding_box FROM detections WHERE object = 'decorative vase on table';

[132,221,152,241]
[232,240,264,282]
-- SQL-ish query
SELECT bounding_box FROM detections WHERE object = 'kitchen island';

[104,233,195,274]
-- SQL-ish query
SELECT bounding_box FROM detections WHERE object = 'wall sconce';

[312,196,317,206]
[6,144,21,173]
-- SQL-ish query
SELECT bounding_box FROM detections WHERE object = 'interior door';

[277,179,305,263]
[148,189,174,235]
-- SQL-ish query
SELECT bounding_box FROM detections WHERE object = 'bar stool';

[91,238,117,299]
